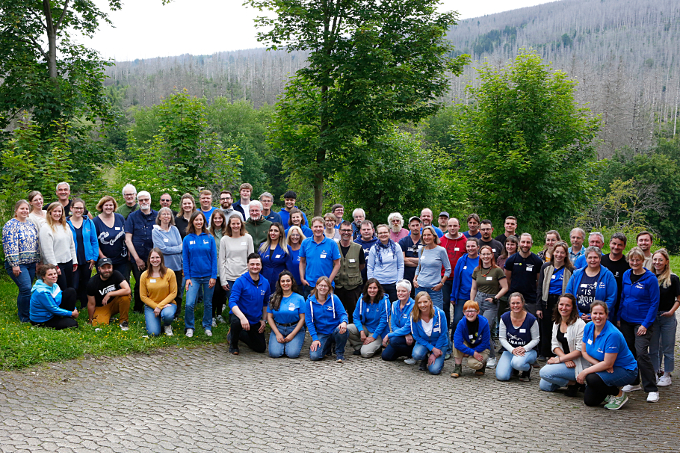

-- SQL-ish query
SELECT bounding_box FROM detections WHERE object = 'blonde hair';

[45,203,67,231]
[286,225,306,244]
[653,249,673,288]
[412,292,434,322]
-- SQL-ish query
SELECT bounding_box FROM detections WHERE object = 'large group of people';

[3,182,678,411]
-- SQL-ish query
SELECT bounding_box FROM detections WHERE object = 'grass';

[0,276,229,370]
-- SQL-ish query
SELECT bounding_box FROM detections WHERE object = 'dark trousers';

[31,288,78,330]
[174,269,183,317]
[583,373,620,406]
[131,260,144,313]
[442,280,452,333]
[620,319,658,392]
[212,283,227,318]
[335,285,362,323]
[229,318,266,353]
[73,264,93,308]
[56,260,74,292]
[382,283,397,304]
[114,260,131,284]
[539,294,560,358]
[381,335,414,361]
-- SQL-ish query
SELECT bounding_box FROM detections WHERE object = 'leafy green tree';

[453,50,600,227]
[248,0,469,215]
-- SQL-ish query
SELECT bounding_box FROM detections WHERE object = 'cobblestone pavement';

[1,333,679,453]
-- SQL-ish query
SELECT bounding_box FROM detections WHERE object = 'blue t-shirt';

[548,267,565,295]
[93,214,128,264]
[286,246,303,286]
[501,311,537,348]
[267,293,305,325]
[576,271,599,314]
[463,231,482,239]
[201,207,217,224]
[299,236,341,287]
[582,321,638,371]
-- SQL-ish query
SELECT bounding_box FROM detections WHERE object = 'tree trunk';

[42,0,58,80]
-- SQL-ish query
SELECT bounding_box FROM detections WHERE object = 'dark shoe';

[565,385,579,397]
[475,363,486,376]
[579,384,586,393]
[519,369,531,382]
[451,364,463,378]
[352,349,361,356]
[418,358,428,371]
[119,321,129,331]
[229,349,239,355]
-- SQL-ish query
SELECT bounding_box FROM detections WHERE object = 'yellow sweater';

[139,269,177,309]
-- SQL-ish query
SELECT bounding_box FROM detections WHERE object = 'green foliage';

[453,50,600,228]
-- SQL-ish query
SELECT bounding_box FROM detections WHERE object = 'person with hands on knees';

[228,253,271,355]
[578,301,638,410]
[409,292,448,375]
[348,278,390,358]
[496,293,540,382]
[267,270,306,358]
[538,294,589,396]
[29,264,79,330]
[87,258,132,330]
[304,276,349,363]
[140,248,177,337]
[565,246,617,322]
[382,279,416,363]
[451,300,491,378]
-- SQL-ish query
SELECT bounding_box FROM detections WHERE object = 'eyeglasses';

[160,199,171,202]
[464,310,478,314]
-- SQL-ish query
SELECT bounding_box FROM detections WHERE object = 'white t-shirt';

[241,202,250,220]
[421,318,434,337]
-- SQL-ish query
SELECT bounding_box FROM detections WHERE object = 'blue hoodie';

[453,315,491,356]
[182,232,218,279]
[68,218,100,262]
[29,279,72,323]
[566,266,617,318]
[450,254,479,301]
[303,293,348,341]
[352,294,390,338]
[387,297,415,338]
[229,272,271,324]
[617,269,660,328]
[410,306,448,352]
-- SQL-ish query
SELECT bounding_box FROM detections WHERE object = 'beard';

[140,203,151,211]
[390,223,401,233]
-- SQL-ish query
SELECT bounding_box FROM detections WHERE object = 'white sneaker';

[216,315,226,324]
[164,325,173,336]
[658,375,672,387]
[487,357,497,368]
[186,328,194,338]
[205,329,212,337]
[647,391,660,403]
[622,384,642,392]
[404,358,417,365]
[212,318,217,328]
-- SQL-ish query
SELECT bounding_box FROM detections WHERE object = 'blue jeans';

[475,292,499,358]
[596,366,638,387]
[382,335,414,361]
[649,312,677,373]
[416,287,443,310]
[412,344,445,375]
[184,276,214,330]
[309,326,348,361]
[5,261,37,322]
[496,349,538,381]
[539,362,577,391]
[144,304,177,336]
[268,323,306,358]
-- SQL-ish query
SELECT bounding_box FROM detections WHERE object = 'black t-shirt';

[495,233,512,246]
[467,317,480,346]
[504,252,542,305]
[556,329,570,354]
[340,244,366,266]
[658,274,680,312]
[601,254,629,304]
[630,272,643,284]
[576,272,599,314]
[399,235,423,282]
[479,238,503,259]
[86,271,126,307]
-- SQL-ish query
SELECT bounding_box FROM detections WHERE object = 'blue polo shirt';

[267,293,305,325]
[124,208,158,262]
[583,320,638,371]
[299,236,341,287]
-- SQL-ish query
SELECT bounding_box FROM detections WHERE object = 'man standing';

[351,208,365,240]
[87,258,131,330]
[440,217,467,339]
[116,184,137,219]
[47,181,92,218]
[463,213,481,239]
[504,233,542,315]
[479,219,503,259]
[420,208,443,238]
[259,192,282,224]
[233,183,253,220]
[299,217,341,297]
[438,212,449,231]
[278,190,309,228]
[601,233,630,320]
[219,190,235,218]
[354,220,378,283]
[125,191,158,313]
[568,228,586,263]
[228,253,270,355]
[199,190,217,224]
[245,201,272,251]
[399,216,424,296]
[334,221,365,323]
[331,204,344,227]
[494,216,517,246]
[573,232,605,269]
[637,231,654,270]
[159,193,176,216]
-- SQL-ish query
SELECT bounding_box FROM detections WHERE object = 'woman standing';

[3,200,41,322]
[267,271,306,359]
[140,248,177,336]
[27,191,46,230]
[152,207,183,316]
[618,246,660,403]
[410,292,447,375]
[182,211,217,338]
[209,209,229,325]
[496,293,540,382]
[536,241,573,359]
[578,301,638,410]
[414,226,451,313]
[565,246,617,321]
[67,198,99,308]
[39,202,78,291]
[538,294,588,395]
[285,208,312,238]
[323,213,341,241]
[367,224,404,302]
[469,245,508,368]
[348,279,390,358]
[304,276,349,362]
[29,264,79,329]
[93,196,129,279]
[259,222,289,293]
[381,280,416,362]
[537,230,561,262]
[175,193,197,240]
[285,225,306,290]
[219,214,254,297]
[650,249,680,387]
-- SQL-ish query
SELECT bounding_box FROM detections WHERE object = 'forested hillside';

[104,0,680,157]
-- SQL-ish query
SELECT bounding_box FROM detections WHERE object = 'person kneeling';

[451,300,491,378]
[303,277,349,363]
[348,279,390,358]
[30,264,79,330]
[382,279,416,363]
[267,271,306,359]
[87,258,131,330]
[140,248,177,337]
[496,293,540,382]
[410,292,447,375]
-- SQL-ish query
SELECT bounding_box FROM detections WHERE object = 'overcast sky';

[87,0,556,61]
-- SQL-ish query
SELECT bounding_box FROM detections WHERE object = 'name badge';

[526,265,533,271]
[288,303,295,311]
[349,259,356,263]
[580,284,588,288]
[492,248,496,253]
[241,242,246,246]
[519,329,526,333]
[468,334,474,339]
[150,279,157,283]
[587,339,593,345]
[115,227,120,231]
[463,266,467,270]
[164,238,169,242]
[551,275,556,280]
[320,253,327,259]
[454,248,460,251]
[486,276,493,281]
[275,255,281,258]
[190,241,196,245]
